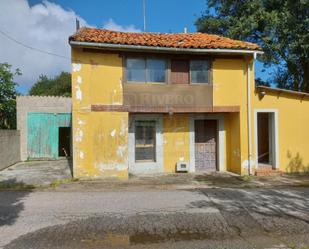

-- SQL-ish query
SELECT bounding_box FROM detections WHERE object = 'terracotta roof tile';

[69,28,261,51]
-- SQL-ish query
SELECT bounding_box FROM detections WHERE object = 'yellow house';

[69,28,309,179]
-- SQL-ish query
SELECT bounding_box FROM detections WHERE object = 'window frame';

[128,115,164,174]
[123,54,213,85]
[134,120,157,163]
[125,56,168,84]
[170,59,190,84]
[189,59,211,85]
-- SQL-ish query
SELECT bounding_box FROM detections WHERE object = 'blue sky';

[1,0,273,93]
[28,0,206,33]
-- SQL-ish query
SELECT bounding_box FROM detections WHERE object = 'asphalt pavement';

[1,187,309,249]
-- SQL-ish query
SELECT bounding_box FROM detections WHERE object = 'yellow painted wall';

[224,112,242,174]
[163,114,190,173]
[72,46,309,177]
[253,92,309,173]
[71,52,253,177]
[213,57,309,174]
[72,48,128,179]
[212,58,250,174]
[213,58,247,107]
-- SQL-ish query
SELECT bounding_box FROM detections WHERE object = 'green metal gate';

[27,113,71,159]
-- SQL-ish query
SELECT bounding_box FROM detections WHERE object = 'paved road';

[0,187,309,249]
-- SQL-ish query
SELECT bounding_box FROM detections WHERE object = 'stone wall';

[16,96,72,161]
[0,130,20,170]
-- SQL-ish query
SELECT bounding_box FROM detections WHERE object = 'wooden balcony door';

[194,120,217,172]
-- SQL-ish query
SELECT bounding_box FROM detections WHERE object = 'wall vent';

[176,161,189,172]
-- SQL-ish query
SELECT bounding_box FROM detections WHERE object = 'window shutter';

[171,59,189,84]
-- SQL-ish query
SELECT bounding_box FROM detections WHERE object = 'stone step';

[255,168,283,177]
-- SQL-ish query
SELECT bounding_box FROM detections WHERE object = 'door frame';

[189,114,225,172]
[128,114,164,174]
[254,109,279,169]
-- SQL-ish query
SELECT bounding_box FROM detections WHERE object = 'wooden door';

[27,113,71,159]
[194,120,217,172]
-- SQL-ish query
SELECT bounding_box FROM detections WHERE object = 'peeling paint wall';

[163,114,190,172]
[71,51,250,177]
[72,47,309,177]
[72,48,128,179]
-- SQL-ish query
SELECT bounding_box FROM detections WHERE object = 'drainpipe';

[247,52,257,175]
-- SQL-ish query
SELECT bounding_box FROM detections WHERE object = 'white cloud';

[102,18,141,33]
[0,0,140,94]
[0,0,88,93]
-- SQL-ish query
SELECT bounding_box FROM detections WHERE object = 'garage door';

[27,113,71,159]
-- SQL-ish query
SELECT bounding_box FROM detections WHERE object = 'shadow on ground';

[0,178,33,226]
[194,173,247,187]
[188,187,309,234]
[4,188,309,249]
[194,172,309,188]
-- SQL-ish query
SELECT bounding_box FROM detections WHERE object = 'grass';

[49,178,79,188]
[287,244,309,249]
[0,181,35,190]
[0,177,80,190]
[241,175,255,182]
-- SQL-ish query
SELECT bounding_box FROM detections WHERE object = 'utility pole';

[143,0,146,32]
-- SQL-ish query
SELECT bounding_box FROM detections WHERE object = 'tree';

[0,63,20,129]
[195,0,309,92]
[29,72,71,97]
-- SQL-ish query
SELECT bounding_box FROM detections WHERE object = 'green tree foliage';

[0,63,20,129]
[195,0,309,92]
[29,72,71,97]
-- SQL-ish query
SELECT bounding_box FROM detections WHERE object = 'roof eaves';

[256,86,309,98]
[69,40,263,55]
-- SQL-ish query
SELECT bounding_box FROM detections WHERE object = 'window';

[190,60,210,83]
[171,59,189,84]
[135,120,156,162]
[147,59,166,82]
[126,57,210,84]
[127,58,146,82]
[126,58,166,83]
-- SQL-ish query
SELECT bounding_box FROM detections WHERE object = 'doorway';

[194,119,217,172]
[58,127,71,157]
[128,115,163,174]
[256,112,277,168]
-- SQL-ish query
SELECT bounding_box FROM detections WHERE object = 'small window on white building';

[135,120,156,162]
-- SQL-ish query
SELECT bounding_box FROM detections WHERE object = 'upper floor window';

[170,59,210,84]
[190,60,210,83]
[126,58,167,83]
[127,58,145,82]
[171,59,190,84]
[126,57,210,84]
